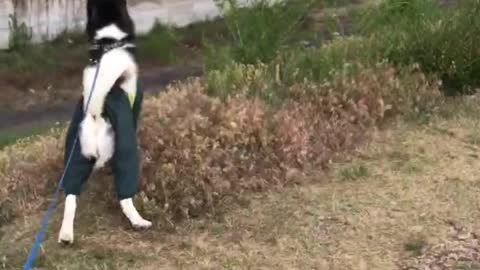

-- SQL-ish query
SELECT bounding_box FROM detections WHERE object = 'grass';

[0,31,87,75]
[0,121,63,151]
[136,24,182,65]
[3,103,480,268]
[404,238,427,256]
[339,164,369,181]
[0,24,185,74]
[357,0,480,95]
[203,0,313,70]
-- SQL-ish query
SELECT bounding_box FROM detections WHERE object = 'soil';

[0,64,203,131]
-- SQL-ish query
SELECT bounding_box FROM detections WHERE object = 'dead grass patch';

[137,64,441,221]
[2,102,480,269]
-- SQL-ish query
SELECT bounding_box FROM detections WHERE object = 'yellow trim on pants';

[128,92,136,108]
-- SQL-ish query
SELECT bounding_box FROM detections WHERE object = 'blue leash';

[22,62,101,270]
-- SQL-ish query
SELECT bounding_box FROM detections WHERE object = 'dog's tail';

[79,114,114,169]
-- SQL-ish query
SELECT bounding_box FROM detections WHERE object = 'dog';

[58,0,151,245]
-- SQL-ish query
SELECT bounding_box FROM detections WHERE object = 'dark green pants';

[62,84,143,200]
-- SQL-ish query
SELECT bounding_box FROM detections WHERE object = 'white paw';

[131,218,152,229]
[59,194,76,245]
[120,198,152,230]
[58,226,74,245]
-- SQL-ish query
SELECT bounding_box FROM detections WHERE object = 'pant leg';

[62,99,95,195]
[131,83,143,130]
[103,86,142,200]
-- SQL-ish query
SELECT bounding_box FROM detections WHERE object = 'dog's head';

[86,0,134,41]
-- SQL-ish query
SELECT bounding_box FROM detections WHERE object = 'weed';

[358,0,480,95]
[205,36,376,102]
[340,164,369,180]
[8,14,32,51]
[404,238,427,256]
[207,0,311,69]
[0,30,86,74]
[0,126,51,150]
[279,36,379,83]
[137,23,181,64]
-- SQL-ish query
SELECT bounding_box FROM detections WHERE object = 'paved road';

[0,65,203,132]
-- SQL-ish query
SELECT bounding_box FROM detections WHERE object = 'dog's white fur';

[95,24,128,41]
[58,194,76,243]
[120,198,153,228]
[59,24,151,245]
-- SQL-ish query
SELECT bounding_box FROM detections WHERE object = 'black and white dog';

[58,0,151,244]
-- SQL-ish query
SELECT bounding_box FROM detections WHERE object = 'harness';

[88,37,136,65]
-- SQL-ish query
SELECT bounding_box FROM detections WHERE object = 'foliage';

[8,14,32,51]
[358,0,480,95]
[206,0,312,70]
[137,23,181,64]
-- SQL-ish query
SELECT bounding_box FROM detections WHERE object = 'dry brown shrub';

[0,64,442,224]
[137,65,442,220]
[0,132,64,225]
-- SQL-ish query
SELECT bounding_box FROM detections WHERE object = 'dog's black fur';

[86,0,135,42]
[86,0,137,66]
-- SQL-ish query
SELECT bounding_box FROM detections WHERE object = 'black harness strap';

[88,37,136,65]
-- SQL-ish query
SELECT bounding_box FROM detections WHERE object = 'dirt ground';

[1,97,480,269]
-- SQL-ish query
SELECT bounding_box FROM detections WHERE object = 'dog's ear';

[86,0,98,41]
[118,0,136,38]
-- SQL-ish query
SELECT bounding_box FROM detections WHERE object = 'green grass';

[0,21,207,75]
[340,164,369,181]
[0,122,60,150]
[204,0,312,70]
[136,23,183,65]
[404,238,427,256]
[357,0,480,95]
[0,31,87,74]
[205,35,378,103]
[0,26,182,74]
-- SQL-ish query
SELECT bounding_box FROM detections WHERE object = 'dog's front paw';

[131,218,152,230]
[58,226,74,245]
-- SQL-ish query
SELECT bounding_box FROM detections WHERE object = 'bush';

[358,0,480,95]
[205,36,381,103]
[137,23,181,64]
[205,0,311,70]
[0,131,64,226]
[8,14,32,51]
[137,64,441,220]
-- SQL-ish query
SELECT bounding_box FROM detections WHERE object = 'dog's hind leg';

[58,195,77,244]
[120,198,152,229]
[103,86,151,229]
